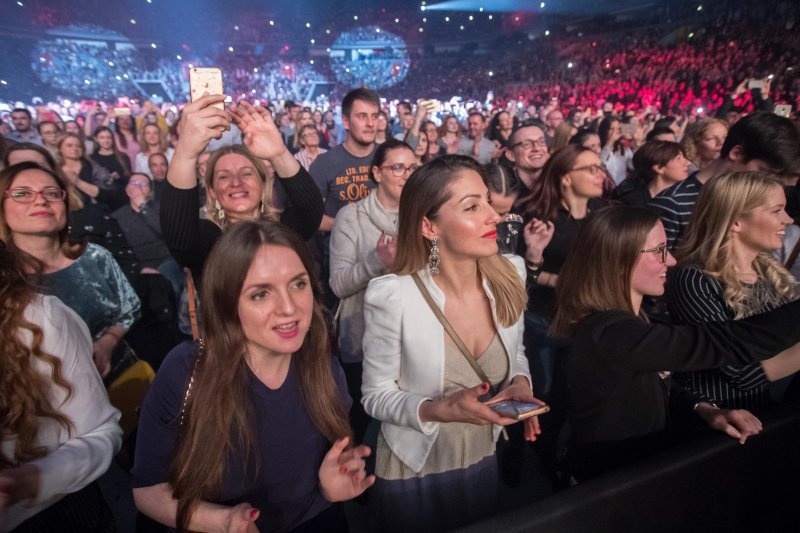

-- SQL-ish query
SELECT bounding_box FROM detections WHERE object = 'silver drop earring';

[215,200,225,222]
[427,237,440,276]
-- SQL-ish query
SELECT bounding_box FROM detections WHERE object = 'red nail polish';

[340,466,348,474]
[481,383,489,391]
[250,509,259,519]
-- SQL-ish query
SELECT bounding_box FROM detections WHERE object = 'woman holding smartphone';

[551,206,800,481]
[361,155,549,532]
[160,95,323,285]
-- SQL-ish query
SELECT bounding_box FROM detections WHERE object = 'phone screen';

[189,67,224,109]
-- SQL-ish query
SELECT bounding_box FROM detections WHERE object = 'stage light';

[395,18,400,23]
[151,43,157,48]
[541,2,545,7]
[311,38,316,43]
[469,15,473,20]
[697,5,703,11]
[326,29,331,34]
[354,15,359,20]
[228,46,234,52]
[306,22,311,28]
[310,60,315,64]
[269,20,275,26]
[177,55,182,60]
[187,65,193,69]
[488,71,493,77]
[567,62,573,68]
[445,16,450,21]
[130,19,136,24]
[421,5,426,11]
[252,89,257,94]
[253,67,258,72]
[108,61,115,66]
[0,80,7,85]
[488,15,493,20]
[688,32,694,38]
[419,27,424,32]
[234,25,240,31]
[16,1,23,6]
[460,25,464,30]
[545,30,550,36]
[423,17,427,22]
[326,47,331,52]
[479,7,484,12]
[39,57,46,62]
[116,76,122,80]
[84,79,91,85]
[375,28,381,33]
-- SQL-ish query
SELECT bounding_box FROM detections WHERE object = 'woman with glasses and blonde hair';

[361,155,546,532]
[667,172,800,411]
[551,206,800,481]
[330,139,418,442]
[0,162,140,381]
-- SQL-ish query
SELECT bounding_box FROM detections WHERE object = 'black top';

[112,200,173,269]
[90,151,131,182]
[568,300,800,445]
[517,200,606,317]
[612,175,652,208]
[160,166,323,282]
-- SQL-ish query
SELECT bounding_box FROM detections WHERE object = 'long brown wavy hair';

[168,220,351,532]
[676,171,795,317]
[393,155,526,327]
[0,244,73,469]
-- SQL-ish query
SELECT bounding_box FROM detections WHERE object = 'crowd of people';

[3,2,800,533]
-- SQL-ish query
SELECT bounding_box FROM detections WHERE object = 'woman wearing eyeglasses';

[514,146,606,473]
[330,139,418,441]
[0,162,140,381]
[551,206,800,481]
[667,172,800,412]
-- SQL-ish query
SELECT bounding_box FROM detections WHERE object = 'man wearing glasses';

[505,124,550,197]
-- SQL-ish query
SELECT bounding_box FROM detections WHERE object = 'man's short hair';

[342,88,381,118]
[646,126,677,142]
[509,122,545,147]
[468,111,485,121]
[397,101,412,114]
[36,120,59,134]
[721,111,800,175]
[11,107,32,119]
[148,152,168,165]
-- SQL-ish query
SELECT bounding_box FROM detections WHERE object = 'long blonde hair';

[677,171,795,317]
[203,146,281,229]
[393,155,526,327]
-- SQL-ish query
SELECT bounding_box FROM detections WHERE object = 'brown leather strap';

[411,273,494,389]
[185,268,200,341]
[786,238,800,271]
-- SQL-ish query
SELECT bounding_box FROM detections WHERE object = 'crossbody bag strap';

[411,273,492,387]
[185,267,200,341]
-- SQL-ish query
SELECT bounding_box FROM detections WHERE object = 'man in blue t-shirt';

[650,112,800,250]
[310,88,380,233]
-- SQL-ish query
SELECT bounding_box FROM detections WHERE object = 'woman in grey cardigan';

[330,139,418,440]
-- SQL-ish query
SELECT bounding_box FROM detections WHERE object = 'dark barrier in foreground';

[458,400,800,533]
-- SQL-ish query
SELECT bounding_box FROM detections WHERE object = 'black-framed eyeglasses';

[641,244,668,263]
[381,163,419,177]
[571,164,603,175]
[510,138,547,150]
[4,187,67,203]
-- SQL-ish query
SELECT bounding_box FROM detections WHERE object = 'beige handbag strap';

[411,273,494,391]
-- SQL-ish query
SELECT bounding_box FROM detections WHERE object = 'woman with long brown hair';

[0,239,122,532]
[132,220,373,532]
[0,162,141,381]
[362,155,545,532]
[135,123,174,178]
[551,206,800,481]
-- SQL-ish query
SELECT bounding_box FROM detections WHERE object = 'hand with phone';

[485,376,546,441]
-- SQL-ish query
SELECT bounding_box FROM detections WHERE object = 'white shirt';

[3,295,122,532]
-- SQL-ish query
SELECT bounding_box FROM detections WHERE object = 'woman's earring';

[215,200,225,222]
[427,237,440,276]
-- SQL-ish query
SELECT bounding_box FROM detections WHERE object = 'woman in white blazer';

[362,155,549,532]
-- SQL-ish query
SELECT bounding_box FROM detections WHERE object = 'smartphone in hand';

[189,67,224,110]
[489,400,550,421]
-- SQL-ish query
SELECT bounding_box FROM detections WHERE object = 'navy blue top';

[132,341,351,532]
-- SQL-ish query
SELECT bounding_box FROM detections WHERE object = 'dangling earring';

[215,200,225,222]
[260,202,265,216]
[427,237,440,276]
